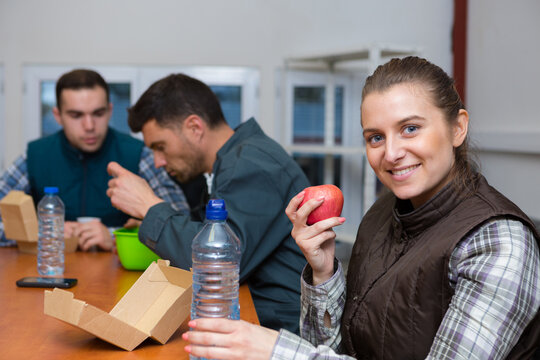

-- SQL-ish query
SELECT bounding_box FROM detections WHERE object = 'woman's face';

[361,83,468,208]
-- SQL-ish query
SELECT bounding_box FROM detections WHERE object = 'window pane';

[210,85,242,129]
[40,81,131,137]
[108,83,131,134]
[41,82,58,136]
[292,86,344,145]
[293,153,342,187]
[293,86,325,144]
[291,85,345,186]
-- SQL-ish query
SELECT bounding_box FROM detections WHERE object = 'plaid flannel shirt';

[271,219,540,360]
[0,146,188,245]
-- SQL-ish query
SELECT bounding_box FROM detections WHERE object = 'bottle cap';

[205,199,228,220]
[44,186,59,194]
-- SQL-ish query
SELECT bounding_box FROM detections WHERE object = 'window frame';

[137,66,259,125]
[284,70,360,148]
[23,65,140,144]
[283,69,366,243]
[23,65,260,145]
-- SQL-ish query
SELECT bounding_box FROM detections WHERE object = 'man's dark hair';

[55,69,110,110]
[128,73,226,132]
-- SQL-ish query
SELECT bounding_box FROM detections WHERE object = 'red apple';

[299,184,344,225]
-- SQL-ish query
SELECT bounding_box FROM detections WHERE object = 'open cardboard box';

[0,190,38,253]
[44,259,193,351]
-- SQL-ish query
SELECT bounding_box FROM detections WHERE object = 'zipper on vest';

[80,154,87,216]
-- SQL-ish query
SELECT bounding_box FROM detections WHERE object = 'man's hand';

[64,221,79,240]
[106,161,164,219]
[75,220,114,251]
[123,218,142,229]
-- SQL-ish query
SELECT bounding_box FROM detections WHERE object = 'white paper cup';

[77,217,101,224]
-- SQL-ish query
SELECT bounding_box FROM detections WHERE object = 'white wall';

[0,0,453,166]
[467,0,540,220]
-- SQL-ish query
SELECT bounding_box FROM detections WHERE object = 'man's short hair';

[55,69,110,110]
[128,73,226,132]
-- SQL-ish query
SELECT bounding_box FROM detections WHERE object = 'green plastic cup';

[113,227,160,270]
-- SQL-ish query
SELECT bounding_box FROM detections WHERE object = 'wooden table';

[0,247,259,359]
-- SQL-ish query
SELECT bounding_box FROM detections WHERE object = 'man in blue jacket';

[0,69,188,251]
[107,73,310,333]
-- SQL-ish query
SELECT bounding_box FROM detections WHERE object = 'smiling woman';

[183,56,540,360]
[361,83,468,208]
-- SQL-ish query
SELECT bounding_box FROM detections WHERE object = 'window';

[23,65,259,145]
[210,85,242,129]
[292,86,343,145]
[282,70,365,243]
[23,66,140,144]
[137,66,258,130]
[292,85,344,186]
[40,81,132,137]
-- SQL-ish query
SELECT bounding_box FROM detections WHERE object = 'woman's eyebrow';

[363,115,426,134]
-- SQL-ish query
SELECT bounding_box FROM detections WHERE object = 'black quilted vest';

[341,174,540,359]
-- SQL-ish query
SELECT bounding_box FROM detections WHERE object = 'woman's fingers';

[188,318,239,333]
[184,319,278,360]
[286,192,326,226]
[295,197,324,223]
[185,344,232,360]
[184,329,231,347]
[285,191,305,221]
[184,319,247,360]
[292,215,345,242]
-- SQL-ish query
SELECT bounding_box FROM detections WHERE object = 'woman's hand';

[183,319,279,360]
[285,191,345,285]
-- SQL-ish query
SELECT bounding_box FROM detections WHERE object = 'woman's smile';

[389,164,420,178]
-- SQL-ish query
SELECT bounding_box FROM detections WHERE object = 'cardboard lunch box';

[0,190,39,253]
[44,259,193,351]
[0,190,79,253]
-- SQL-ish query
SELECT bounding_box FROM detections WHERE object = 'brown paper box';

[0,191,38,253]
[44,259,193,351]
[1,191,79,253]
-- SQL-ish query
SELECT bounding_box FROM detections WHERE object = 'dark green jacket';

[27,128,143,227]
[139,118,309,333]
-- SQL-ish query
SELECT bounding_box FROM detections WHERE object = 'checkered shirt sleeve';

[271,261,354,360]
[428,218,540,359]
[138,146,189,213]
[2,149,189,242]
[0,154,30,245]
[271,219,540,360]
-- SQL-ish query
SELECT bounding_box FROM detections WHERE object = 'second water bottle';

[37,186,65,276]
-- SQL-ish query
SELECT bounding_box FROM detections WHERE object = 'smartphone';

[16,276,77,289]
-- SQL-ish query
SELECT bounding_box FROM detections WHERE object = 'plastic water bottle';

[37,186,65,276]
[191,199,242,324]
